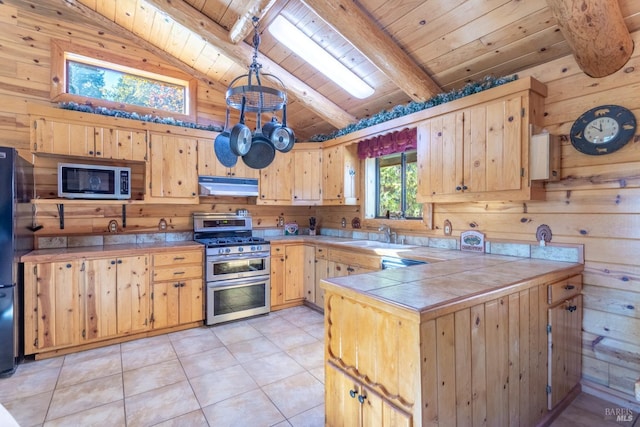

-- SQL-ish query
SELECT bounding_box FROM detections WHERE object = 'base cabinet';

[24,255,150,355]
[271,243,314,310]
[326,362,412,427]
[323,272,582,426]
[23,248,202,357]
[150,249,204,329]
[547,275,583,410]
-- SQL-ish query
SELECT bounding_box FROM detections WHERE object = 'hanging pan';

[242,132,275,169]
[214,108,237,167]
[229,96,252,156]
[271,104,295,153]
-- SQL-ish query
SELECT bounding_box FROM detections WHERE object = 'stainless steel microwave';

[58,163,131,200]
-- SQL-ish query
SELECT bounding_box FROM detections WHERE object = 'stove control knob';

[257,245,262,251]
[218,248,224,255]
[250,246,256,251]
[238,247,244,252]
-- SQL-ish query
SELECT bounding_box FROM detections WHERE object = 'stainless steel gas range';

[193,212,270,325]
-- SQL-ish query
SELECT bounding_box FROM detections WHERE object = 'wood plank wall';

[0,2,638,404]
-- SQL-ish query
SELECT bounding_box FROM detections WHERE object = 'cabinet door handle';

[336,266,342,271]
[358,394,366,404]
[564,284,575,290]
[117,260,122,264]
[174,257,185,261]
[174,271,185,275]
[462,185,468,190]
[456,186,462,191]
[111,260,116,265]
[349,389,357,398]
[566,305,577,312]
[347,267,354,273]
[174,283,180,288]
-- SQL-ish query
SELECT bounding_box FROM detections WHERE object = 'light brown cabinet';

[323,270,582,426]
[270,243,314,310]
[547,275,583,410]
[322,143,359,205]
[326,363,412,427]
[197,139,259,179]
[24,260,81,353]
[146,133,199,203]
[416,87,546,203]
[32,118,147,161]
[259,151,292,205]
[306,246,379,310]
[259,146,322,205]
[83,255,150,340]
[24,254,150,355]
[150,249,204,329]
[292,147,322,205]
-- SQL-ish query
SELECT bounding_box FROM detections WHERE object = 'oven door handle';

[207,252,270,262]
[208,276,269,288]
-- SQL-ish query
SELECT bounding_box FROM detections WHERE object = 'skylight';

[268,15,375,99]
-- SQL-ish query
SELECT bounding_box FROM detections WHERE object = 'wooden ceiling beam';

[229,0,278,44]
[145,0,355,128]
[300,0,442,102]
[546,0,634,77]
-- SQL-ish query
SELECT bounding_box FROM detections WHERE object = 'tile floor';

[0,305,325,427]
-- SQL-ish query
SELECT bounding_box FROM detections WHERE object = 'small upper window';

[66,53,188,114]
[51,40,196,121]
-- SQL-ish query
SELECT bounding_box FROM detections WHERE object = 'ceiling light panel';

[268,15,375,99]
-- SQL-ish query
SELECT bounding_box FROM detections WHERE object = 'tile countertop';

[20,240,203,263]
[319,251,584,321]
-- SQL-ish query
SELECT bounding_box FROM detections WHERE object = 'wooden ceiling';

[10,0,640,140]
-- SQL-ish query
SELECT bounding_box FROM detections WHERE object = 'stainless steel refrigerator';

[0,147,33,377]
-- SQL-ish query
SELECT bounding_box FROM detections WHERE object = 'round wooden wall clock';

[570,105,636,155]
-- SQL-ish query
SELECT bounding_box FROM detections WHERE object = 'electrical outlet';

[444,219,452,236]
[158,218,167,230]
[278,216,285,227]
[108,220,118,233]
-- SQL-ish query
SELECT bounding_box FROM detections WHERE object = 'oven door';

[206,252,270,281]
[207,276,270,325]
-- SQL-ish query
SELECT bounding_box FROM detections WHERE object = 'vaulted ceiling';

[10,0,640,140]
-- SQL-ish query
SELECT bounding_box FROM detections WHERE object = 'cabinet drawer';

[153,265,202,281]
[271,244,285,256]
[328,249,381,270]
[315,246,327,259]
[548,275,582,305]
[153,251,202,267]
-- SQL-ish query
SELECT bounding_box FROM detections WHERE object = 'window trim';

[50,39,197,122]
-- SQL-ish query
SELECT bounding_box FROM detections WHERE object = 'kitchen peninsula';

[321,249,584,426]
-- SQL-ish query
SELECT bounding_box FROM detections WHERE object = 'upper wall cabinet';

[293,147,322,205]
[146,133,199,203]
[32,117,147,162]
[415,81,546,203]
[197,138,260,180]
[322,143,359,205]
[258,145,322,205]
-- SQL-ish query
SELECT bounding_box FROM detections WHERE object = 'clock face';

[584,117,619,144]
[570,105,636,155]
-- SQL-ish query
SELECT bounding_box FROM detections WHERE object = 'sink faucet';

[378,224,395,243]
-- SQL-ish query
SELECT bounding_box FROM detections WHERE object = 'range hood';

[198,176,259,197]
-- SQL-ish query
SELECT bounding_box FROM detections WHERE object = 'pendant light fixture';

[216,17,295,170]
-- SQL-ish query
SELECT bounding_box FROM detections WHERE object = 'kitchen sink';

[336,240,417,250]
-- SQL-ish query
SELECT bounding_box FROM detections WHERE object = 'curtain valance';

[356,127,417,159]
